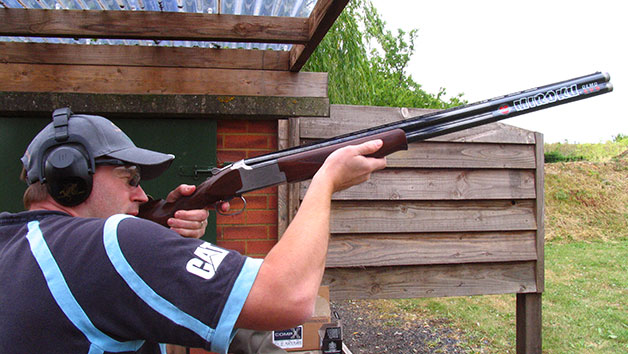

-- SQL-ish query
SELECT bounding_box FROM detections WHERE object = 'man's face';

[77,165,149,218]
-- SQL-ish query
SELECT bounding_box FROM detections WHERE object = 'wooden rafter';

[290,0,350,72]
[0,0,350,72]
[0,42,291,71]
[0,8,309,44]
[0,63,328,97]
[0,91,329,119]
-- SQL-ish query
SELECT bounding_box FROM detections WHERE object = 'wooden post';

[516,292,542,354]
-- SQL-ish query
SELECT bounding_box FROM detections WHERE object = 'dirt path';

[331,300,481,353]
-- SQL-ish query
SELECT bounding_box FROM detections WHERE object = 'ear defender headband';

[38,108,96,206]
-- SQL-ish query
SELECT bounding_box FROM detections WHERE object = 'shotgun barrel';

[138,72,613,225]
[245,72,611,163]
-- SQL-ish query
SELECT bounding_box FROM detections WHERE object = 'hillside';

[544,156,628,242]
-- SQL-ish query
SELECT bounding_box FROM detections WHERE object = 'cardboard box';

[272,286,331,352]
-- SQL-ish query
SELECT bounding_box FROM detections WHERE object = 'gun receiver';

[139,72,613,226]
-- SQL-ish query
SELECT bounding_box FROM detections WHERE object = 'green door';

[0,115,217,243]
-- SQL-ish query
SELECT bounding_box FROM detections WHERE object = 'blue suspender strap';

[25,221,145,353]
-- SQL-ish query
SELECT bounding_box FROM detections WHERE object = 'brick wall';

[215,120,279,258]
[186,120,278,354]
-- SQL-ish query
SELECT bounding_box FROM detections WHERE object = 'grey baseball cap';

[22,109,175,184]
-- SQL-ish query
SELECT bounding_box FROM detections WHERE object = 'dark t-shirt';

[0,210,262,354]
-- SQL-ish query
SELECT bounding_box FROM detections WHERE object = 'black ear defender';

[40,108,96,206]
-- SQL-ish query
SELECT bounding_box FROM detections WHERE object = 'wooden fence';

[278,104,544,353]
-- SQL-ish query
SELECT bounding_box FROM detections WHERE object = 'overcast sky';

[369,0,626,143]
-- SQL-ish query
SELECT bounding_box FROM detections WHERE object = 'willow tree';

[304,0,464,109]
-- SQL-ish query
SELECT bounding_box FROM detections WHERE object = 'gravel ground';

[331,300,477,354]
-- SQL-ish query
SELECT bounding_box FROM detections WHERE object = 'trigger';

[216,196,247,216]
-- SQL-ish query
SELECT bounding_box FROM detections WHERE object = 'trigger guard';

[216,196,247,216]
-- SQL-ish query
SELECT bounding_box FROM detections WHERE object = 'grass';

[543,240,628,352]
[544,159,628,242]
[544,135,628,163]
[372,139,628,353]
[380,239,628,353]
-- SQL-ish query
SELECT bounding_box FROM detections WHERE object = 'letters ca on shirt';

[186,243,229,280]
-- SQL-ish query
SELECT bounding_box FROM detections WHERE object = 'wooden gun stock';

[277,129,407,183]
[139,129,407,226]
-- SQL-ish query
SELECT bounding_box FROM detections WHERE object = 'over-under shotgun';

[139,72,613,225]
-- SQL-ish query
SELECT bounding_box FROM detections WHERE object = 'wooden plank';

[0,42,290,71]
[301,169,536,200]
[0,8,309,44]
[323,261,538,300]
[534,132,545,292]
[299,104,536,144]
[0,91,329,118]
[326,231,538,267]
[386,142,536,169]
[277,119,290,238]
[0,63,328,97]
[299,140,537,169]
[287,118,302,223]
[516,293,543,354]
[290,0,350,71]
[329,200,537,233]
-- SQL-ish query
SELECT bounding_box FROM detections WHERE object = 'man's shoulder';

[0,209,70,226]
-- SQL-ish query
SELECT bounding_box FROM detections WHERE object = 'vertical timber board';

[278,117,301,238]
[534,132,545,292]
[277,119,289,238]
[516,293,543,354]
[287,118,301,224]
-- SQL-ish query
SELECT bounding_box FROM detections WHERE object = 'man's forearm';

[235,141,386,330]
[235,173,334,330]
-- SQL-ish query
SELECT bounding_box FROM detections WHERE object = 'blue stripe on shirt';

[211,257,263,353]
[26,221,144,353]
[103,215,216,343]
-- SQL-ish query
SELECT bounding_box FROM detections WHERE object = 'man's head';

[21,108,174,214]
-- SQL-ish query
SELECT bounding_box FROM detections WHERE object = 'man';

[0,108,386,353]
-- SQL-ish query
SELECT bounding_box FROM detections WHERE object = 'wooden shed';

[0,1,543,353]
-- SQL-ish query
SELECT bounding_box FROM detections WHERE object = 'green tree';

[304,0,465,109]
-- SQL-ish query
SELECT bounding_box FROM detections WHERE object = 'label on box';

[272,326,304,349]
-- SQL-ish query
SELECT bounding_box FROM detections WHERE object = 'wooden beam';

[0,91,329,119]
[277,119,290,238]
[302,169,537,200]
[534,132,546,292]
[0,8,308,44]
[329,200,537,234]
[0,42,290,70]
[299,140,537,169]
[326,231,538,268]
[324,261,538,300]
[289,0,350,71]
[0,63,328,97]
[516,293,543,354]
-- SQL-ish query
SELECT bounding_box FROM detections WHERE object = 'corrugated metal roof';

[0,0,317,49]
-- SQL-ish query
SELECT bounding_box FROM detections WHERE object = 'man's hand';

[165,184,210,239]
[315,139,387,194]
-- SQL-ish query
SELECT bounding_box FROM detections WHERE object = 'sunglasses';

[96,159,141,187]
